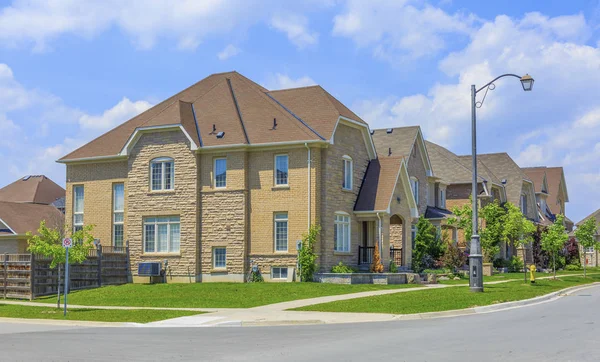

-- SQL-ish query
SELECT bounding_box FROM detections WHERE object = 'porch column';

[404,223,413,269]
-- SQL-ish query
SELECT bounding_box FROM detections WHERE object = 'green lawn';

[0,304,202,323]
[35,283,418,309]
[294,275,600,314]
[438,269,600,285]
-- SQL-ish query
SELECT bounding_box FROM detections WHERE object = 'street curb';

[0,316,128,327]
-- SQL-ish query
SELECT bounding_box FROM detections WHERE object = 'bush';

[331,262,355,274]
[422,268,450,275]
[299,225,320,282]
[493,258,510,269]
[442,242,467,272]
[370,242,384,273]
[565,264,581,271]
[249,268,264,282]
[508,256,524,272]
[388,261,398,273]
[565,237,581,267]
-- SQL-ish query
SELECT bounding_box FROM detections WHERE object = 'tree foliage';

[27,221,96,269]
[574,217,598,277]
[411,217,444,272]
[298,224,320,282]
[479,201,506,262]
[541,215,569,279]
[503,202,536,249]
[441,242,467,272]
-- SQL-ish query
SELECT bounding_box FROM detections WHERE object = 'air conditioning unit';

[138,262,162,277]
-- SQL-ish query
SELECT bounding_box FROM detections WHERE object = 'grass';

[437,269,600,285]
[35,283,418,309]
[293,274,600,314]
[0,304,202,323]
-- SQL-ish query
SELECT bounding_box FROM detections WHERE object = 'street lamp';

[469,73,534,293]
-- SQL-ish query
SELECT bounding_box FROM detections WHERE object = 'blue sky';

[0,0,599,222]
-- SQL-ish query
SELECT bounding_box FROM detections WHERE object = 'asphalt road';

[1,284,599,362]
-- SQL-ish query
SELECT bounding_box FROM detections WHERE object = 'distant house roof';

[522,166,569,216]
[576,208,600,228]
[424,141,486,185]
[59,71,370,162]
[476,153,532,206]
[0,176,65,205]
[0,201,64,235]
[371,126,420,158]
[522,168,548,194]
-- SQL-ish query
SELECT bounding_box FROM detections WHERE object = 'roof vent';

[388,147,392,156]
[386,128,393,134]
[212,124,217,133]
[272,118,277,130]
[501,179,507,184]
[22,176,31,181]
[216,132,225,139]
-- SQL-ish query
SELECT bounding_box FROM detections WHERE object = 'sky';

[0,0,599,222]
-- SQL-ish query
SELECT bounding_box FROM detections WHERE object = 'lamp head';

[520,74,534,91]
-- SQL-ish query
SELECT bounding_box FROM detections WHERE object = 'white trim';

[199,139,327,151]
[0,217,16,235]
[408,128,434,177]
[274,212,289,253]
[213,157,227,189]
[342,155,353,190]
[57,154,127,164]
[330,116,377,159]
[213,247,227,269]
[119,125,198,156]
[274,154,289,186]
[334,212,351,253]
[150,157,175,191]
[386,159,419,218]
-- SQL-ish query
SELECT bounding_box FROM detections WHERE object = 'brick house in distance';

[58,71,420,283]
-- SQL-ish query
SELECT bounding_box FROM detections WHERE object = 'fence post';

[97,245,102,287]
[3,253,7,299]
[29,253,35,301]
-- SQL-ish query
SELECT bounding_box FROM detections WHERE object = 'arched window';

[410,177,419,203]
[150,157,174,191]
[342,155,353,190]
[334,212,351,252]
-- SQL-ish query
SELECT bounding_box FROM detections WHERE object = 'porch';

[355,215,411,271]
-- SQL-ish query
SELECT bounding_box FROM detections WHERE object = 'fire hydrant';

[529,264,536,284]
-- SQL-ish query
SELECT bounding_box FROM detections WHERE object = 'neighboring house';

[0,176,66,253]
[0,201,64,253]
[424,141,507,247]
[522,168,554,226]
[574,209,600,267]
[522,166,572,231]
[57,71,420,283]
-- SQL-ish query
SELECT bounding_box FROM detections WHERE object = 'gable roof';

[576,208,600,228]
[476,153,531,205]
[60,72,369,162]
[456,155,503,186]
[522,168,548,194]
[0,176,65,205]
[522,166,569,215]
[0,201,64,235]
[371,126,432,175]
[425,141,487,185]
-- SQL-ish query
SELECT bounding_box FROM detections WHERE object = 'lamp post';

[469,73,534,293]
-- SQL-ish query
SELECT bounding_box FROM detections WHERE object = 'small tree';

[541,215,569,279]
[448,200,473,243]
[298,224,320,282]
[370,242,384,273]
[575,218,599,278]
[479,200,506,263]
[412,216,438,272]
[503,202,536,254]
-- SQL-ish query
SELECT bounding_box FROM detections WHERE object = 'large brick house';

[58,71,421,282]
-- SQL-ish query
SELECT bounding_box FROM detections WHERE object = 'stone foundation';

[314,273,408,285]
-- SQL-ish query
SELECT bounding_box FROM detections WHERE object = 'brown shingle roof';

[522,167,547,193]
[477,153,531,205]
[457,155,503,185]
[0,201,64,235]
[60,72,356,161]
[425,141,484,184]
[0,176,65,205]
[371,126,419,158]
[523,166,568,215]
[355,157,403,211]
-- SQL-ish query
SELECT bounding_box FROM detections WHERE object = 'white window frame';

[214,158,227,189]
[334,212,351,252]
[342,155,353,190]
[143,216,181,253]
[411,177,419,204]
[213,247,227,269]
[150,157,174,191]
[274,154,289,186]
[439,188,446,208]
[113,183,125,247]
[274,213,289,252]
[271,267,288,280]
[73,185,84,233]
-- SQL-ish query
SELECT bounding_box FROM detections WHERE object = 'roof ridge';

[317,86,364,123]
[267,85,321,93]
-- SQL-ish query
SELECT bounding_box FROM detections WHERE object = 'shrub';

[423,268,450,275]
[565,264,581,271]
[442,242,467,272]
[370,242,384,273]
[508,256,524,272]
[564,237,581,267]
[331,262,355,274]
[299,225,320,282]
[412,217,445,272]
[388,261,398,273]
[249,268,264,282]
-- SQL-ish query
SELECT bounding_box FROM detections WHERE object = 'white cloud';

[79,97,152,130]
[333,0,475,61]
[263,73,316,90]
[217,44,241,60]
[270,13,318,49]
[0,0,325,51]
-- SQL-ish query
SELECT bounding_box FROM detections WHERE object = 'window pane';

[144,224,155,252]
[214,159,227,188]
[276,155,288,185]
[164,162,173,190]
[113,224,124,247]
[114,212,124,223]
[214,248,226,268]
[344,160,352,189]
[275,216,288,251]
[151,163,162,190]
[280,267,288,279]
[157,224,168,252]
[113,184,124,211]
[74,214,84,225]
[169,223,180,252]
[74,186,84,213]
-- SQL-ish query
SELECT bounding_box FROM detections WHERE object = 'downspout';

[376,212,383,257]
[305,143,311,231]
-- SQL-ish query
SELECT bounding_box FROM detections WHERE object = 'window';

[274,213,288,252]
[213,247,226,269]
[334,213,351,252]
[584,246,595,253]
[272,267,288,280]
[342,156,353,190]
[439,189,446,208]
[113,183,124,247]
[411,178,419,203]
[143,216,180,253]
[73,185,84,232]
[520,194,528,214]
[275,155,289,186]
[411,224,417,248]
[150,157,174,191]
[214,158,227,188]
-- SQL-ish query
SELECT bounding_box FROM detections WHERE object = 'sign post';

[62,237,72,316]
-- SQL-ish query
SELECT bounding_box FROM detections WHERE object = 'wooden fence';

[0,246,129,300]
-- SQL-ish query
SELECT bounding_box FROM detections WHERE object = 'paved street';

[1,284,599,361]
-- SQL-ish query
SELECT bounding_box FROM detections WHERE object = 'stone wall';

[387,167,413,268]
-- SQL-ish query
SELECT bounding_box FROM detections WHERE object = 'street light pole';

[468,73,534,293]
